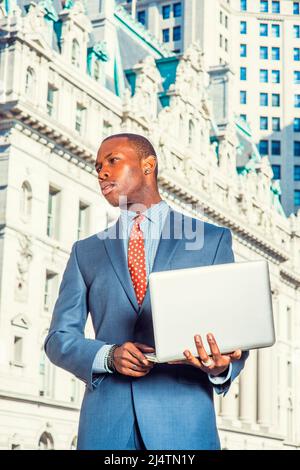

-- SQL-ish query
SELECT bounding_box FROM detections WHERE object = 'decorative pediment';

[11,314,30,329]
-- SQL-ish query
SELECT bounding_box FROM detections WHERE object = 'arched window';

[179,114,184,139]
[71,39,80,68]
[25,67,35,98]
[20,181,32,220]
[38,432,54,450]
[94,61,100,81]
[188,119,195,146]
[70,436,77,450]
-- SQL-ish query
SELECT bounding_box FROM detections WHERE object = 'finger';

[122,360,152,372]
[206,333,222,362]
[124,368,151,378]
[228,349,242,361]
[194,335,210,363]
[122,352,153,369]
[127,344,152,366]
[183,350,201,368]
[134,343,155,352]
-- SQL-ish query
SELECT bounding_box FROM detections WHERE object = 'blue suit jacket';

[44,208,248,450]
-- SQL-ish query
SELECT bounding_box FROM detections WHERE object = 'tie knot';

[134,213,145,225]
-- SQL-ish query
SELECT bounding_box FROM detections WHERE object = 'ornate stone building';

[0,0,299,449]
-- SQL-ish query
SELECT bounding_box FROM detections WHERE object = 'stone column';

[220,378,239,421]
[239,349,257,424]
[257,347,272,428]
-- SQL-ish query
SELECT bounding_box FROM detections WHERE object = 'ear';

[142,155,157,175]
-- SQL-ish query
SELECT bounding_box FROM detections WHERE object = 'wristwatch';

[106,344,120,373]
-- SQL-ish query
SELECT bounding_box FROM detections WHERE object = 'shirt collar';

[120,200,168,226]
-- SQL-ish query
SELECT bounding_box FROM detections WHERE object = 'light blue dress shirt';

[92,200,232,384]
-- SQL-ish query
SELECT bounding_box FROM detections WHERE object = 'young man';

[44,133,248,450]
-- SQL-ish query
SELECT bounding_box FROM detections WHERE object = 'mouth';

[101,183,116,196]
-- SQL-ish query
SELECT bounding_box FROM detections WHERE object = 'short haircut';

[102,133,158,178]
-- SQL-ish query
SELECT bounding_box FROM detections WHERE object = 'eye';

[109,157,119,164]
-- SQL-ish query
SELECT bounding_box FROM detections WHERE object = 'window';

[102,120,112,138]
[295,94,300,107]
[272,117,280,131]
[260,46,268,59]
[162,28,170,42]
[272,47,280,60]
[240,66,247,80]
[241,0,247,10]
[240,114,247,121]
[173,2,182,17]
[162,5,171,19]
[240,21,247,34]
[93,61,101,82]
[260,69,268,82]
[272,165,281,180]
[294,118,300,131]
[47,85,56,117]
[272,93,280,106]
[162,5,171,20]
[295,190,300,205]
[272,1,280,13]
[137,10,146,25]
[71,39,80,68]
[13,336,23,364]
[173,26,181,41]
[220,11,223,24]
[294,71,300,84]
[240,44,247,57]
[260,23,268,36]
[240,90,247,104]
[294,141,300,155]
[260,116,268,129]
[188,120,195,146]
[20,181,32,220]
[259,140,269,155]
[271,140,281,155]
[225,16,228,28]
[75,103,85,134]
[295,166,300,180]
[294,2,300,14]
[38,432,54,450]
[260,0,268,13]
[294,25,300,38]
[78,202,89,240]
[272,24,280,37]
[260,92,268,106]
[272,70,280,83]
[225,38,228,52]
[220,34,223,47]
[47,187,60,239]
[25,67,35,98]
[44,271,58,311]
[294,48,300,60]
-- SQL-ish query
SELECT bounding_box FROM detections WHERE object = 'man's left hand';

[168,333,242,377]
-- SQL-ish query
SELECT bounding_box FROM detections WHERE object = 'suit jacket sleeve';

[44,242,106,392]
[210,228,249,396]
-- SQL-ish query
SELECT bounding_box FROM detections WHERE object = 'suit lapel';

[103,219,139,313]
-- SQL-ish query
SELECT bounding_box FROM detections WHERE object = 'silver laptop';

[145,260,276,363]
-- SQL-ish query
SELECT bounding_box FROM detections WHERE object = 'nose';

[98,168,110,181]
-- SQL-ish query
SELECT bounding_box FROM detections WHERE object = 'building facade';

[120,0,300,216]
[0,0,300,450]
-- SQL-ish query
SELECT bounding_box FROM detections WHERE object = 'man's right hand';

[113,342,155,377]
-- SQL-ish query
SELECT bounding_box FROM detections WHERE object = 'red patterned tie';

[128,214,147,306]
